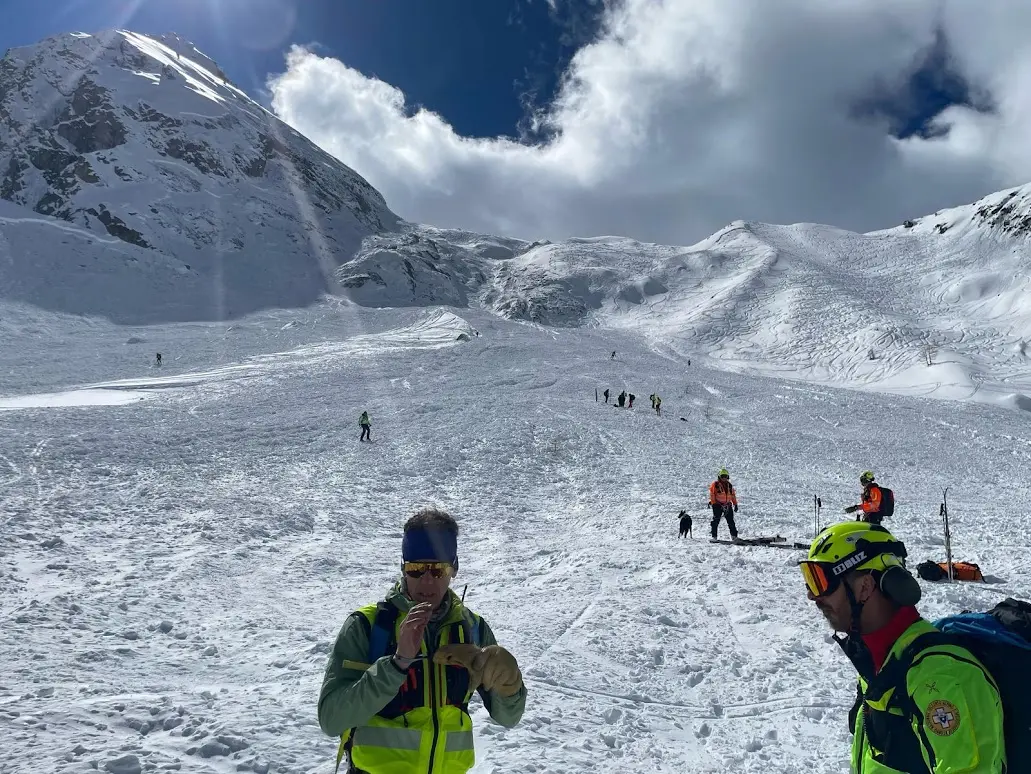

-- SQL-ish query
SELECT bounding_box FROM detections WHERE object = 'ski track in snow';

[1,302,1030,774]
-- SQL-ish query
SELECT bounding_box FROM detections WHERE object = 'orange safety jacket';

[709,480,738,507]
[860,483,882,514]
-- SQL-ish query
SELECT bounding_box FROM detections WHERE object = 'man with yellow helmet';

[709,468,739,540]
[801,521,1005,773]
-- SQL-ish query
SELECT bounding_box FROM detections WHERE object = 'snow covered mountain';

[336,183,1031,409]
[3,33,1031,774]
[0,30,398,323]
[1,29,1029,408]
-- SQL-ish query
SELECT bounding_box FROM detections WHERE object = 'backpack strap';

[335,603,401,774]
[470,610,485,646]
[368,601,400,663]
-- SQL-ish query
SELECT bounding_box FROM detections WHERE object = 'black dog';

[678,510,693,538]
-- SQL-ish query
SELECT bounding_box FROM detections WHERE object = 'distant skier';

[359,411,371,442]
[654,395,662,415]
[628,393,636,408]
[611,351,616,359]
[617,390,626,407]
[709,468,739,540]
[603,388,610,404]
[155,353,162,366]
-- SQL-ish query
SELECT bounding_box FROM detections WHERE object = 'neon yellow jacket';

[849,618,1005,773]
[318,585,525,774]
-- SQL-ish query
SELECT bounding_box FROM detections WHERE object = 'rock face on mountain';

[0,30,398,322]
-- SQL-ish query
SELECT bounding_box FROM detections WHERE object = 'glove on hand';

[733,504,739,513]
[434,644,523,697]
[844,504,860,514]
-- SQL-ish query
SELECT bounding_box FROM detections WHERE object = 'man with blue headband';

[318,508,526,774]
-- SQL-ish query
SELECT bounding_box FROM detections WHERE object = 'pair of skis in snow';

[709,535,810,550]
[708,494,821,550]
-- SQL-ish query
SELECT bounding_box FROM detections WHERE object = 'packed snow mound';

[337,227,527,309]
[0,30,398,322]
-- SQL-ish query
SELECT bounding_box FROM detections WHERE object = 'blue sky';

[1,0,1028,244]
[0,0,607,139]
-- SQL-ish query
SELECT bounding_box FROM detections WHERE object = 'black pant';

[711,504,738,539]
[860,512,882,525]
[360,426,371,441]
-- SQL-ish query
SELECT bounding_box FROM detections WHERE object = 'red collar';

[861,606,921,672]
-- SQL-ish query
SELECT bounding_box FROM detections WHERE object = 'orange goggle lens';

[403,562,454,579]
[800,561,838,597]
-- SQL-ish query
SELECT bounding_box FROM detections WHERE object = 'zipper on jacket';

[425,630,441,774]
[856,702,865,774]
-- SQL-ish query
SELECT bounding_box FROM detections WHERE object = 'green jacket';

[318,585,526,766]
[359,413,370,427]
[848,617,1005,773]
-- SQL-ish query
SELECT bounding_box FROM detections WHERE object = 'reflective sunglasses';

[403,561,454,579]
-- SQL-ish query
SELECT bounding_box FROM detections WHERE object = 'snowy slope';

[0,30,398,323]
[1,302,1029,774]
[474,184,1031,410]
[305,182,1031,410]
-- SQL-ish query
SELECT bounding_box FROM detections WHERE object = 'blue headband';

[402,528,458,565]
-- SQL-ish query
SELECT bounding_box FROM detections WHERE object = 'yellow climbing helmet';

[859,470,875,485]
[801,521,910,598]
[718,468,730,478]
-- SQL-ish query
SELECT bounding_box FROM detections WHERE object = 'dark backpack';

[916,560,946,581]
[875,485,894,518]
[893,598,1031,770]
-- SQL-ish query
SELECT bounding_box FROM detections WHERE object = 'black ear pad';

[881,565,922,606]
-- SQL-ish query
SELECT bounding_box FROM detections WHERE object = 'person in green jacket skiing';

[318,508,526,774]
[800,521,1005,773]
[358,411,371,442]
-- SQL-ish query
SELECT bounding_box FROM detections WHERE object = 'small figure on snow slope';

[801,521,1007,773]
[318,508,526,774]
[359,411,371,442]
[844,471,892,524]
[709,468,738,540]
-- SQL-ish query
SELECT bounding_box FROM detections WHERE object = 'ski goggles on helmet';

[403,561,454,580]
[800,561,842,598]
[800,539,908,597]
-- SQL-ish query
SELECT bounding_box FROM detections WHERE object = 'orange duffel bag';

[941,561,985,582]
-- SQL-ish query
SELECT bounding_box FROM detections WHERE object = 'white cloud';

[268,0,1031,244]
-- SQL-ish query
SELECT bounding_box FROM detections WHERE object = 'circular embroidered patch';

[925,699,961,736]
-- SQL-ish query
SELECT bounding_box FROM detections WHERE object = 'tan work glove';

[433,644,523,697]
